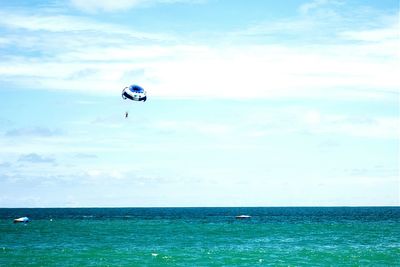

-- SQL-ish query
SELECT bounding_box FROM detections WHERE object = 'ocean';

[0,207,399,266]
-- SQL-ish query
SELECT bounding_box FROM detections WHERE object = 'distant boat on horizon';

[235,215,251,219]
[13,217,30,223]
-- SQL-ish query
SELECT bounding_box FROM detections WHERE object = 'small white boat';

[235,215,251,219]
[13,217,30,223]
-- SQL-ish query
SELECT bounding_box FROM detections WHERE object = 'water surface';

[1,207,399,266]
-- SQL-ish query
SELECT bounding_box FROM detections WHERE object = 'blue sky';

[0,0,398,207]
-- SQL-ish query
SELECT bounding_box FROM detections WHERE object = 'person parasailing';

[122,84,147,118]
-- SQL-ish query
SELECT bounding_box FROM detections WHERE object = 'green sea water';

[0,207,399,266]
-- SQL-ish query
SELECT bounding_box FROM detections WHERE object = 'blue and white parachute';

[122,84,147,102]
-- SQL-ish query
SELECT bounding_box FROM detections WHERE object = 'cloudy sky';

[0,0,398,207]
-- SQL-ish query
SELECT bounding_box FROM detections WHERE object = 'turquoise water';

[1,207,399,266]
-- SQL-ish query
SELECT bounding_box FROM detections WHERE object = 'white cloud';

[70,0,204,13]
[339,24,399,42]
[18,153,55,163]
[85,169,126,181]
[326,117,400,139]
[0,11,112,33]
[70,0,145,12]
[5,127,62,137]
[300,112,400,139]
[0,11,172,41]
[304,110,322,125]
[0,5,398,100]
[152,120,232,136]
[299,0,343,15]
[241,107,400,139]
[0,42,397,99]
[87,169,102,177]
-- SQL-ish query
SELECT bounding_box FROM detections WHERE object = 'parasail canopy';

[122,84,147,102]
[128,85,144,93]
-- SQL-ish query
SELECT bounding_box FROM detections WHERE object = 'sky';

[0,0,398,207]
